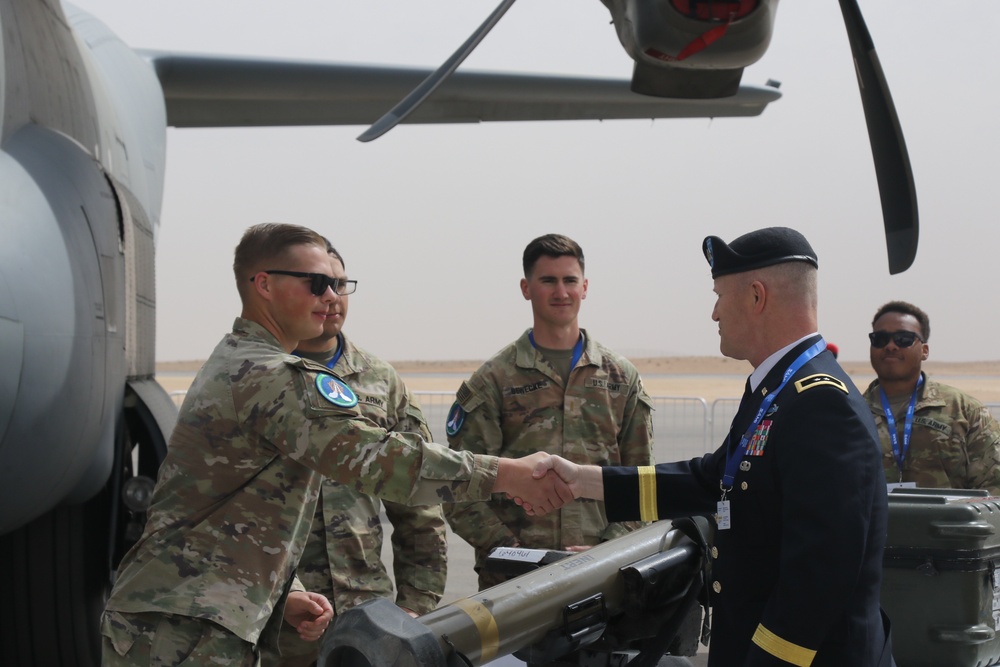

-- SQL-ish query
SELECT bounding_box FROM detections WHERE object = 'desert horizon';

[156,357,1000,403]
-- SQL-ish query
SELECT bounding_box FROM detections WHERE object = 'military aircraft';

[360,0,918,275]
[0,1,784,664]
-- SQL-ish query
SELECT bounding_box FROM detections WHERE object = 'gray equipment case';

[883,488,1000,667]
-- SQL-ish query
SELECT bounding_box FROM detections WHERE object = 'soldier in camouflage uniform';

[445,234,654,589]
[864,300,1000,494]
[271,242,447,667]
[100,224,571,666]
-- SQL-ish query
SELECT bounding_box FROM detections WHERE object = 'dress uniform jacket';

[446,329,653,588]
[103,319,496,652]
[603,336,891,667]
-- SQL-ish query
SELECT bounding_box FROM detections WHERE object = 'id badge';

[716,500,731,530]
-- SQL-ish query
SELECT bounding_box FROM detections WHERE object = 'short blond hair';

[233,223,326,300]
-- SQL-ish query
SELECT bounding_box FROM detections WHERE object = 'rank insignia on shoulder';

[794,373,848,394]
[446,402,466,436]
[316,374,358,408]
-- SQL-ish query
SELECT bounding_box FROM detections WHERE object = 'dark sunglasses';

[868,330,923,349]
[253,270,357,296]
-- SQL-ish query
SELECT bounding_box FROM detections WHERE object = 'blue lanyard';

[528,330,584,371]
[878,374,924,478]
[293,333,344,370]
[325,333,345,370]
[721,338,827,494]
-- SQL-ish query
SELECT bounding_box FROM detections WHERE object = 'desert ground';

[157,357,1000,403]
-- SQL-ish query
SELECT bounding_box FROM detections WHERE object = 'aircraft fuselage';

[0,0,166,533]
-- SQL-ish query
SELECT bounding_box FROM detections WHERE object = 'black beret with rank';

[702,226,819,278]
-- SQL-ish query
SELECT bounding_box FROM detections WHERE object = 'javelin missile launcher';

[319,520,709,667]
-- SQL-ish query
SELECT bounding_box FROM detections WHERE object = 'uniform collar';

[514,328,600,370]
[749,332,820,392]
[232,317,284,350]
[294,334,367,377]
[865,372,944,410]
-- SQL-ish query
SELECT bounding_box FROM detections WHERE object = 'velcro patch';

[446,402,466,436]
[794,373,848,394]
[316,374,359,407]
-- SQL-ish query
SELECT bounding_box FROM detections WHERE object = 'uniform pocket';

[100,610,141,657]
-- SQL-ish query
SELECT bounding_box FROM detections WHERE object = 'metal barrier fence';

[168,390,1000,457]
[410,392,733,460]
[410,392,739,460]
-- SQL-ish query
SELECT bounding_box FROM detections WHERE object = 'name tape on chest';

[503,380,549,397]
[587,378,626,392]
[501,377,627,397]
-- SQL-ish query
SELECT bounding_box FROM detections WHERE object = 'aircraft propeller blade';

[356,0,517,142]
[837,0,918,274]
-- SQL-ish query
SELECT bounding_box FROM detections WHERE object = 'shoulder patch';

[794,373,848,394]
[316,373,359,407]
[454,380,485,412]
[446,402,466,437]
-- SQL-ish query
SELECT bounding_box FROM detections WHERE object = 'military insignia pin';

[446,402,466,436]
[740,460,751,472]
[316,374,358,408]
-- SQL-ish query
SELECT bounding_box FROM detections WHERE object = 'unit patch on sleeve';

[794,373,848,394]
[446,402,466,436]
[316,374,359,408]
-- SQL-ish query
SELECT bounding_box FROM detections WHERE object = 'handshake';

[494,452,606,516]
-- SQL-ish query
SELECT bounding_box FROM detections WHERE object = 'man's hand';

[494,452,574,515]
[531,455,605,503]
[284,591,333,641]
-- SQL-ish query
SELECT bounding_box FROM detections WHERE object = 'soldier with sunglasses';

[864,300,1000,494]
[100,223,572,667]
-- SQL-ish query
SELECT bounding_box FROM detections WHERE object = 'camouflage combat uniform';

[864,373,1000,494]
[102,318,497,665]
[271,335,447,666]
[446,329,654,589]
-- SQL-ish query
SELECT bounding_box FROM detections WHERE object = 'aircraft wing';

[142,52,781,128]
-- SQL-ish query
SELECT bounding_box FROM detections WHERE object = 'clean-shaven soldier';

[446,233,653,590]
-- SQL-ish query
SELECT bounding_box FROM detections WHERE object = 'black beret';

[702,227,818,278]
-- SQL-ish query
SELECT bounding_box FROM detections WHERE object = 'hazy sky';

[73,0,1000,363]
